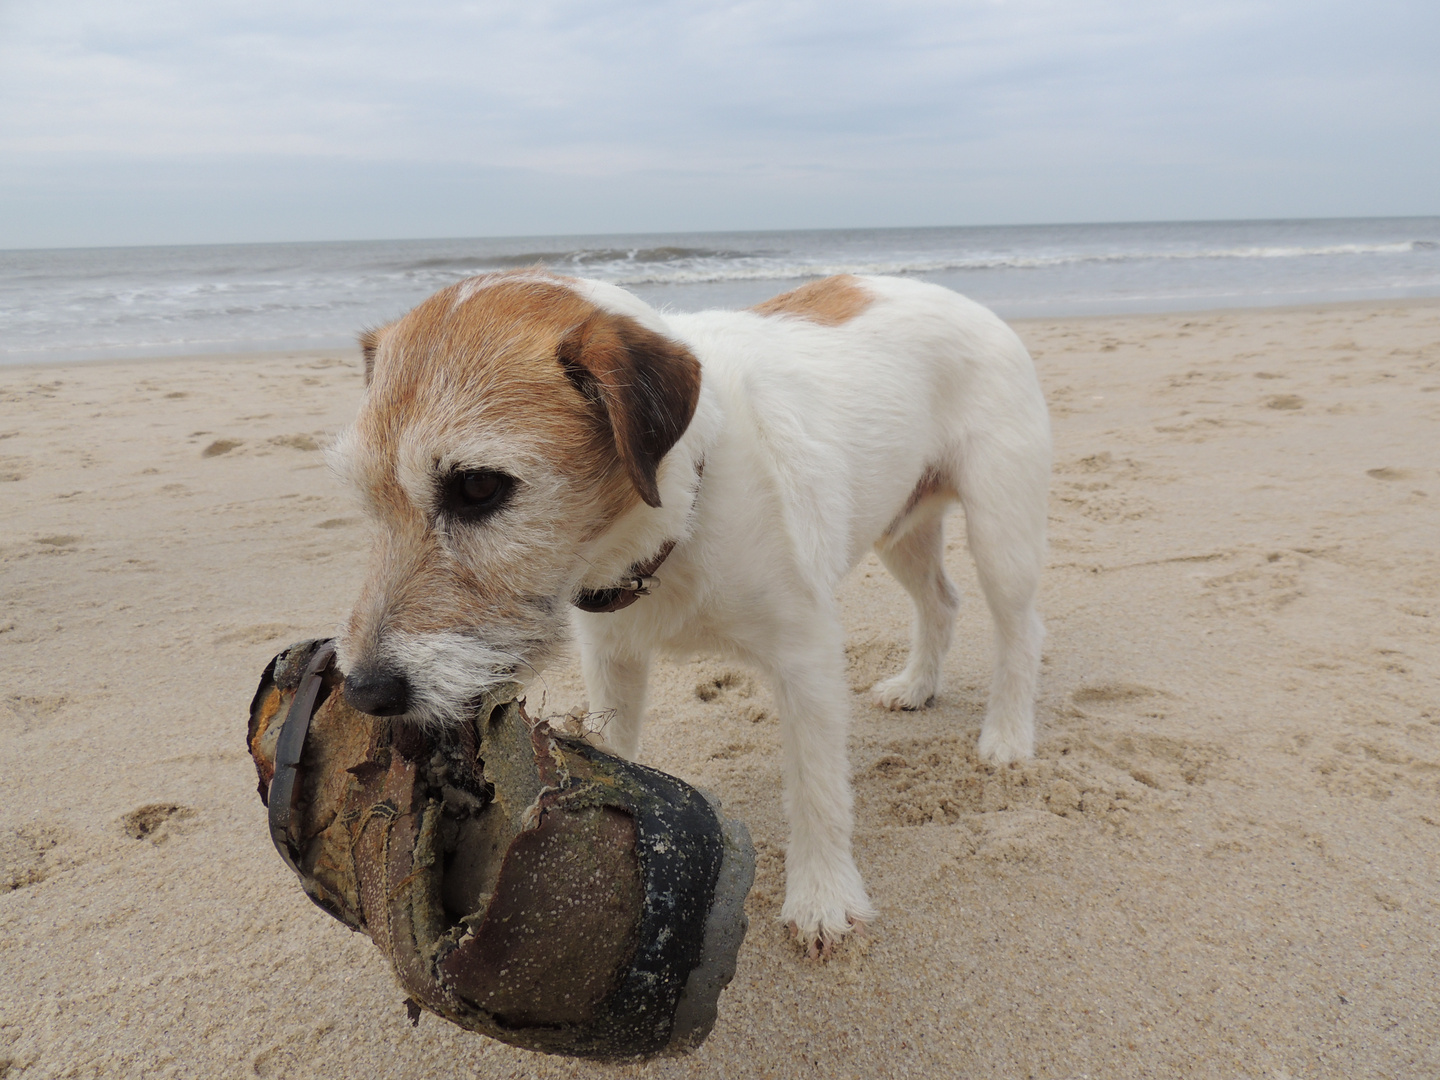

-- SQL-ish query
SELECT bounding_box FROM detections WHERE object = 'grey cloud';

[0,0,1435,245]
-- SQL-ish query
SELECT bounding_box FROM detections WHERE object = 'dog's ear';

[558,314,701,508]
[359,326,386,385]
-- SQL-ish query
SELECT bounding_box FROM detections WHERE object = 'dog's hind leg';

[579,641,652,761]
[955,431,1049,764]
[871,497,962,710]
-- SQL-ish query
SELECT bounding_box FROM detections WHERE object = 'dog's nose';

[343,667,412,717]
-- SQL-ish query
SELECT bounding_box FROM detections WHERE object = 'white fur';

[381,631,526,729]
[571,275,1051,950]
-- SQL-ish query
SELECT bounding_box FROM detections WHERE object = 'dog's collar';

[573,460,702,615]
[573,540,677,613]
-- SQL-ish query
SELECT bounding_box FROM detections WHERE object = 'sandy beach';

[2,298,1437,1079]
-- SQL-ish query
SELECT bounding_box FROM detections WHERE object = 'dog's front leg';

[766,613,877,957]
[579,638,652,761]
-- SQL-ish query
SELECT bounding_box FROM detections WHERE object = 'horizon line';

[5,212,1439,257]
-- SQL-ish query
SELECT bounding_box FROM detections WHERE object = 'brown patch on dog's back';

[752,275,874,326]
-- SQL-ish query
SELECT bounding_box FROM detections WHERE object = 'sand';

[1,299,1438,1080]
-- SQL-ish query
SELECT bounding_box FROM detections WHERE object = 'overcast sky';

[1,0,1436,248]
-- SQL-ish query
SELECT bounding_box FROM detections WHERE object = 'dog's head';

[327,271,701,726]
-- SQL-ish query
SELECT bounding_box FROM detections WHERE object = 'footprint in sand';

[1,824,66,892]
[268,434,321,451]
[214,623,302,646]
[201,438,243,457]
[0,692,72,735]
[1055,451,1117,475]
[689,664,773,724]
[1070,683,1162,711]
[693,667,757,703]
[120,803,197,844]
[251,1024,338,1078]
[858,735,1149,828]
[1062,684,1224,789]
[1201,551,1309,613]
[1051,456,1155,523]
[1313,730,1440,802]
[1264,393,1305,410]
[707,741,757,761]
[1093,730,1223,790]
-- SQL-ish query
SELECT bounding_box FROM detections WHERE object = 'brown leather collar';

[573,540,677,613]
[573,460,701,614]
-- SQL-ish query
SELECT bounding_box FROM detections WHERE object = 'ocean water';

[2,217,1438,365]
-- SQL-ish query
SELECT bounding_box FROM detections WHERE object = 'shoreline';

[6,292,1440,372]
[0,345,359,374]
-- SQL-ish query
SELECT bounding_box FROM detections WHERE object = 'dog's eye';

[442,469,515,521]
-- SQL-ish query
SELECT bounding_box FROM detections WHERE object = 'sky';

[1,0,1437,249]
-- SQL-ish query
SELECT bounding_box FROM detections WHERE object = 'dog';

[328,270,1051,955]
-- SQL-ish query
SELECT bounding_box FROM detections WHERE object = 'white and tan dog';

[329,270,1050,954]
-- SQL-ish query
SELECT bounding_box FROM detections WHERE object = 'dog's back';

[662,274,1050,589]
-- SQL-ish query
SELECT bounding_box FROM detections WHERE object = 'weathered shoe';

[248,638,754,1062]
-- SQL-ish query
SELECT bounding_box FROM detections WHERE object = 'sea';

[2,217,1438,366]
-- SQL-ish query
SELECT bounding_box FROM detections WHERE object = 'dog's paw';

[787,916,869,960]
[978,719,1034,764]
[780,874,876,960]
[871,672,937,711]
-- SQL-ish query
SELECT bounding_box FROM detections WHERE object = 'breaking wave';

[381,240,1431,288]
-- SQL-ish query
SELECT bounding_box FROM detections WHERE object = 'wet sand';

[2,299,1438,1079]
